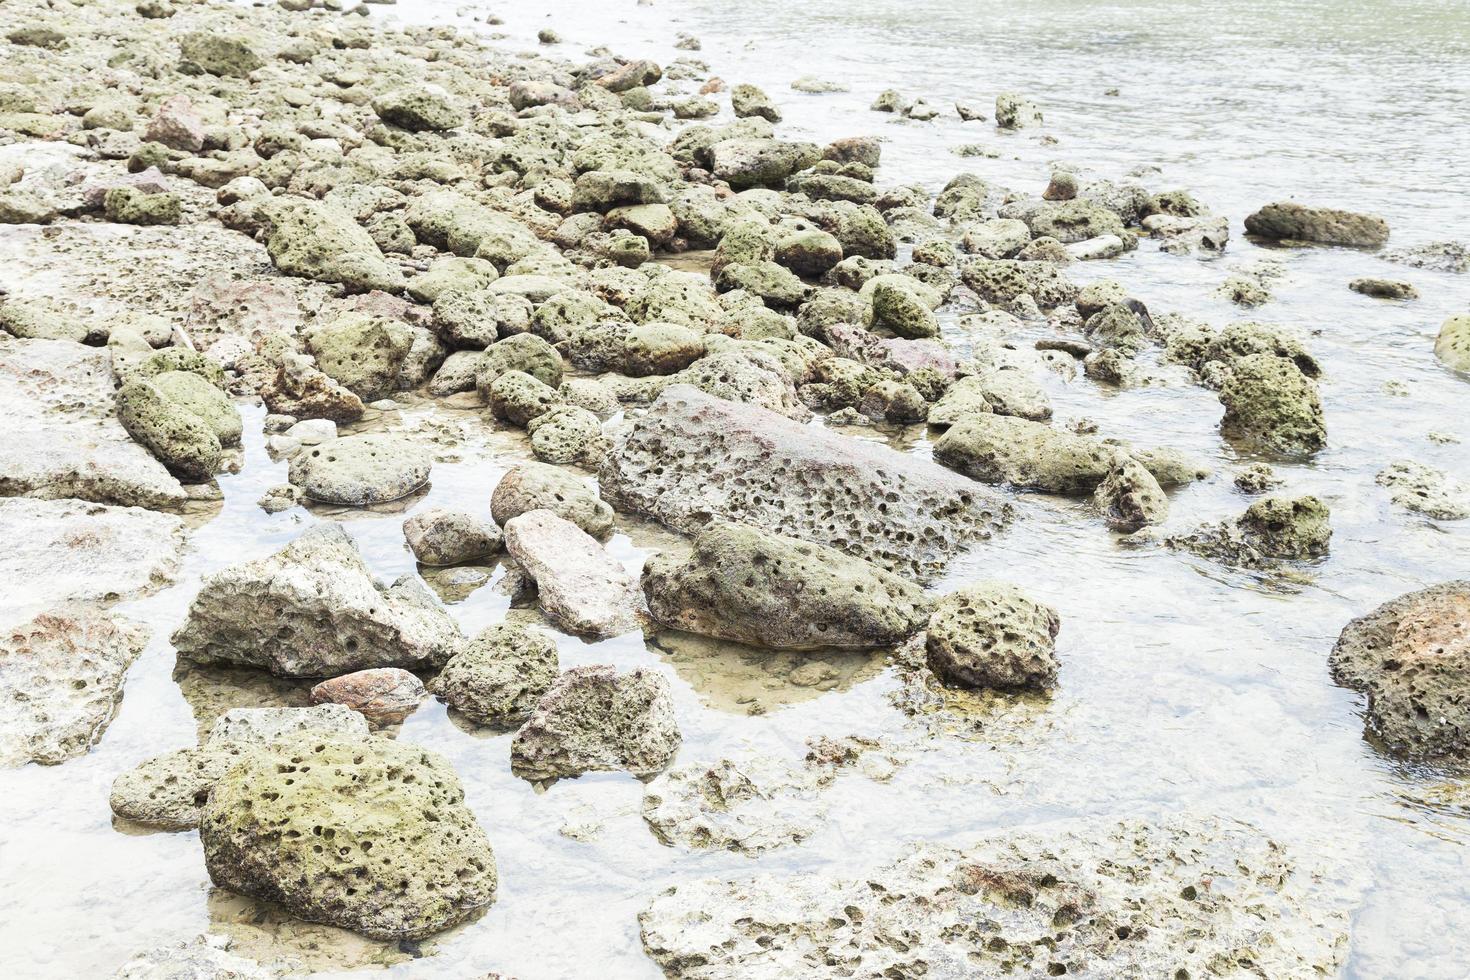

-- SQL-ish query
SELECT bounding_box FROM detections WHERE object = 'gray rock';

[1436,314,1470,373]
[289,434,432,505]
[1217,353,1326,455]
[643,522,930,650]
[171,523,462,676]
[926,582,1060,690]
[111,935,273,979]
[510,665,680,781]
[1244,202,1389,247]
[372,83,464,132]
[601,386,1010,582]
[490,462,614,538]
[934,414,1119,493]
[503,509,643,637]
[111,743,257,831]
[1094,457,1169,532]
[208,704,370,744]
[1376,461,1470,520]
[432,623,558,726]
[303,313,415,401]
[1,609,149,768]
[642,756,827,854]
[262,199,405,294]
[528,404,602,464]
[994,91,1043,128]
[403,508,503,566]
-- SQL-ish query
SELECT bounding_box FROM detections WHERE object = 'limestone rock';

[510,665,680,780]
[491,463,614,538]
[208,704,370,744]
[1244,202,1389,247]
[1217,354,1326,455]
[1375,461,1470,520]
[642,756,827,854]
[503,510,642,637]
[263,200,405,294]
[289,434,432,505]
[303,313,415,402]
[432,623,558,727]
[926,582,1060,690]
[403,508,503,566]
[372,84,464,132]
[1435,314,1470,373]
[934,414,1118,493]
[1094,457,1169,532]
[111,935,272,979]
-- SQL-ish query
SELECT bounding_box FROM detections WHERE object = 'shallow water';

[3,0,1470,977]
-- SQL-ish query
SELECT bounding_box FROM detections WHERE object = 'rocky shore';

[1,0,1467,976]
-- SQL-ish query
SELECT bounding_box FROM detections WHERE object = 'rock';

[0,499,185,620]
[959,367,1051,421]
[1166,495,1331,567]
[1094,457,1169,532]
[149,371,241,445]
[1384,241,1469,274]
[925,582,1060,690]
[310,668,427,726]
[144,94,204,151]
[0,337,185,509]
[869,278,938,339]
[474,333,564,395]
[601,386,1010,582]
[1244,202,1389,247]
[303,313,414,401]
[642,522,930,650]
[209,704,371,744]
[598,59,663,93]
[103,187,181,226]
[432,623,558,726]
[708,138,819,191]
[529,404,602,463]
[1329,582,1470,759]
[0,610,148,768]
[178,31,262,77]
[1434,314,1470,373]
[171,523,462,676]
[403,508,503,566]
[372,84,464,132]
[490,462,614,538]
[1349,278,1417,300]
[731,83,781,122]
[856,379,927,423]
[489,371,562,427]
[111,743,259,831]
[289,434,432,505]
[994,91,1042,128]
[111,935,272,979]
[259,355,365,423]
[510,665,680,781]
[774,228,843,278]
[201,737,497,940]
[116,378,223,481]
[263,199,405,294]
[1217,353,1326,455]
[642,756,827,854]
[934,414,1118,493]
[503,509,642,637]
[960,259,1076,308]
[1026,200,1125,244]
[961,218,1030,259]
[1376,461,1470,520]
[639,815,1352,978]
[408,257,499,304]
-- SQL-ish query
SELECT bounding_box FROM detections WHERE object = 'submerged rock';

[1094,457,1169,532]
[1165,495,1331,568]
[172,523,462,677]
[642,522,930,650]
[310,668,427,727]
[503,509,642,637]
[601,386,1010,582]
[1217,353,1326,455]
[642,756,828,854]
[111,935,272,980]
[1244,202,1389,247]
[1435,314,1470,373]
[925,582,1060,691]
[934,414,1118,493]
[208,704,370,745]
[1329,582,1470,759]
[1375,461,1470,520]
[639,815,1352,977]
[289,434,432,505]
[510,665,680,781]
[201,737,496,940]
[432,623,558,727]
[0,610,149,768]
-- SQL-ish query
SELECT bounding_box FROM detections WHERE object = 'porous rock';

[289,434,432,505]
[925,582,1060,690]
[433,623,558,727]
[510,665,680,781]
[502,509,643,637]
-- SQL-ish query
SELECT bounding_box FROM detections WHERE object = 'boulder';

[303,313,414,401]
[1244,202,1388,247]
[1025,200,1125,244]
[402,508,503,566]
[601,386,1010,582]
[116,378,223,481]
[510,665,680,780]
[503,510,643,637]
[490,462,614,538]
[0,610,149,768]
[171,523,463,676]
[372,84,464,132]
[1165,495,1331,568]
[1094,457,1169,532]
[1329,582,1470,759]
[642,522,930,650]
[178,31,262,77]
[263,200,405,294]
[209,705,371,744]
[432,623,559,726]
[528,404,602,464]
[925,582,1060,690]
[201,737,497,940]
[1435,314,1470,373]
[1217,353,1326,455]
[959,259,1076,308]
[289,433,432,505]
[934,414,1119,493]
[310,668,427,726]
[994,91,1042,128]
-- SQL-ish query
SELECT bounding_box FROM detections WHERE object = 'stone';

[149,371,241,446]
[112,935,272,979]
[1329,582,1470,759]
[474,333,564,395]
[934,414,1118,494]
[407,257,499,304]
[210,704,371,744]
[639,815,1351,978]
[961,218,1030,259]
[1376,461,1470,520]
[869,278,938,339]
[643,522,931,650]
[489,371,562,427]
[435,288,534,349]
[178,31,262,77]
[259,355,365,424]
[403,508,503,566]
[503,510,642,637]
[372,84,464,132]
[925,582,1060,690]
[303,313,414,401]
[1166,495,1331,568]
[490,462,614,538]
[994,91,1042,128]
[432,623,558,727]
[960,367,1051,421]
[111,743,258,831]
[1349,278,1417,300]
[171,523,462,677]
[1244,202,1389,247]
[510,665,680,781]
[144,95,204,151]
[1217,354,1326,455]
[856,379,926,423]
[774,228,843,278]
[1026,200,1125,244]
[0,610,149,768]
[708,138,820,191]
[0,338,185,509]
[1094,457,1169,532]
[1435,314,1470,373]
[1384,241,1469,273]
[642,756,827,855]
[310,668,427,726]
[731,83,781,122]
[602,386,1009,582]
[116,378,223,481]
[960,259,1076,308]
[201,737,497,940]
[0,499,185,620]
[263,199,405,294]
[103,187,181,226]
[529,404,602,464]
[289,434,432,505]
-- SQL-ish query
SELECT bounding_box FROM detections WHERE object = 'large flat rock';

[0,337,186,509]
[600,385,1010,582]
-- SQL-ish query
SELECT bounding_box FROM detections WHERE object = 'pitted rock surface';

[511,665,680,781]
[641,756,828,854]
[925,582,1061,691]
[601,385,1010,582]
[433,623,559,726]
[289,433,432,505]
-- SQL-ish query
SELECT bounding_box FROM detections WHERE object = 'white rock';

[503,509,642,636]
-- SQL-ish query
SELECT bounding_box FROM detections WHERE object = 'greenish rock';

[1238,495,1332,559]
[289,433,432,505]
[0,298,87,343]
[934,414,1118,493]
[0,189,58,225]
[402,508,502,566]
[304,313,414,401]
[959,258,1077,308]
[961,218,1030,259]
[643,522,930,650]
[787,173,877,206]
[264,200,405,294]
[178,32,263,78]
[490,462,614,538]
[714,261,808,309]
[731,83,781,122]
[869,278,938,339]
[116,379,222,480]
[712,215,775,274]
[1217,354,1326,455]
[149,371,241,446]
[926,582,1060,690]
[110,741,259,831]
[434,288,533,349]
[708,138,820,191]
[626,270,723,329]
[200,737,497,940]
[407,257,499,304]
[432,623,558,726]
[510,665,681,781]
[529,405,602,464]
[1094,458,1169,532]
[927,375,993,426]
[856,379,927,423]
[835,205,897,260]
[1348,278,1417,300]
[994,92,1042,129]
[488,371,562,427]
[1027,200,1125,244]
[774,228,843,278]
[1084,303,1148,355]
[137,347,226,388]
[1435,314,1470,373]
[372,84,464,132]
[1076,279,1130,318]
[572,170,667,211]
[1244,202,1388,247]
[531,290,623,345]
[606,203,677,246]
[474,333,564,399]
[1146,189,1205,217]
[102,186,181,226]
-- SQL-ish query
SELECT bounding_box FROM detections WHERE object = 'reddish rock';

[309,668,428,726]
